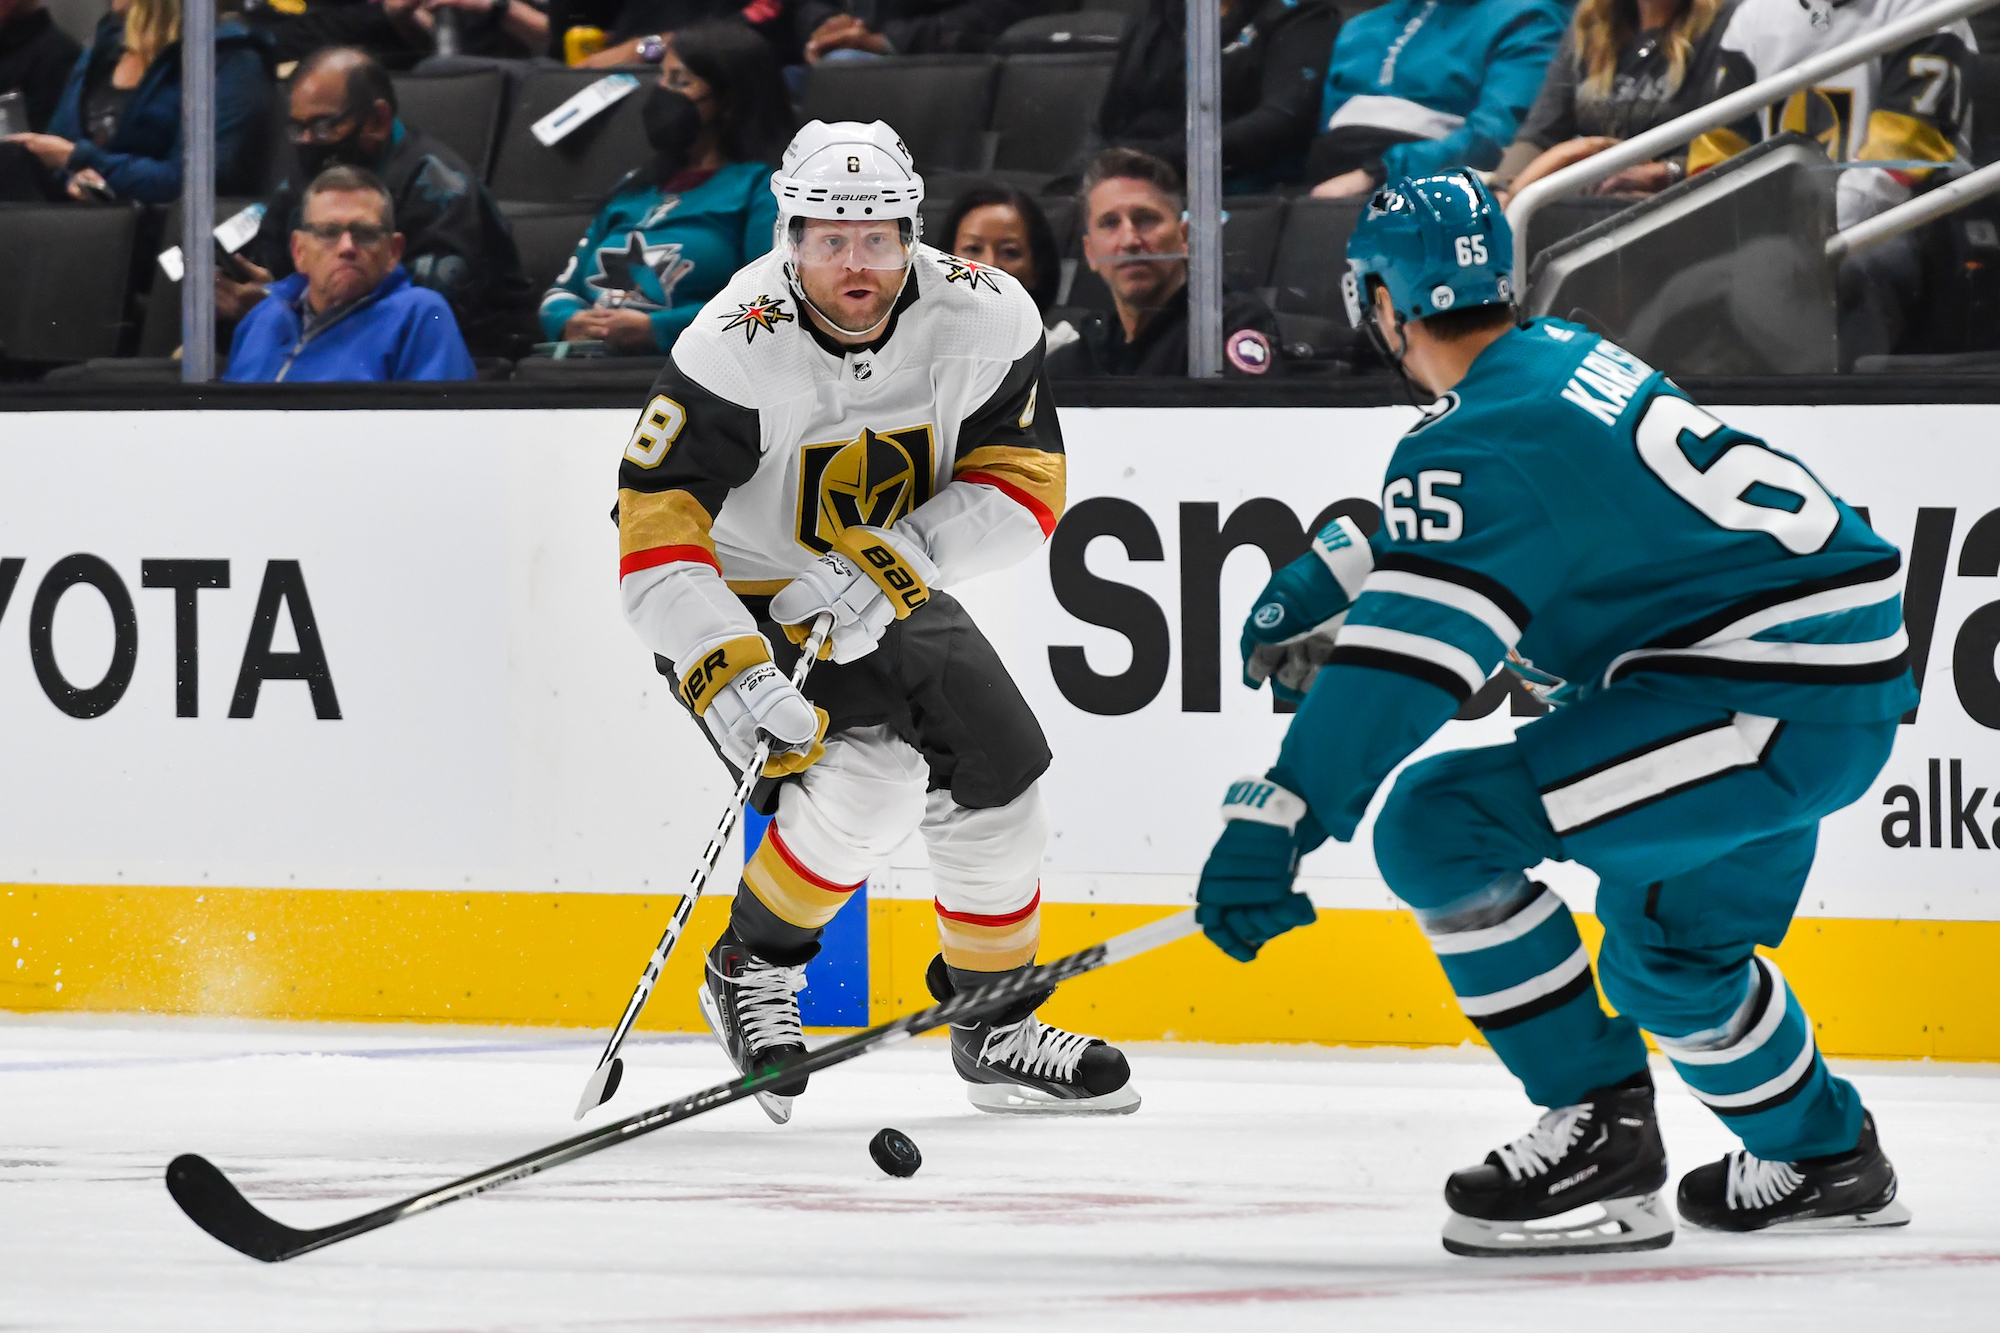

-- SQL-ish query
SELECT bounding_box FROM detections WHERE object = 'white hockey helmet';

[772,120,924,269]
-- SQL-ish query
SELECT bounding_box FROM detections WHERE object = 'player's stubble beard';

[795,263,909,342]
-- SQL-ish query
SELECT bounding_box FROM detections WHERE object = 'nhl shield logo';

[795,424,937,554]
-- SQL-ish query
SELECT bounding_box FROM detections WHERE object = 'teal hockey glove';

[1196,776,1328,961]
[1241,516,1372,705]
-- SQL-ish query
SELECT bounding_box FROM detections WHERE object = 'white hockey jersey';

[1688,0,1975,228]
[615,244,1065,707]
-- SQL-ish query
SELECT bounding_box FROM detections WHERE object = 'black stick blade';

[166,1155,319,1263]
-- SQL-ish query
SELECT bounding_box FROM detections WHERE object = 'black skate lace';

[978,1014,1094,1081]
[1494,1103,1593,1181]
[1724,1152,1804,1210]
[710,957,807,1050]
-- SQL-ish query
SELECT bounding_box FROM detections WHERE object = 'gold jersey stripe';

[1858,109,1956,175]
[619,487,716,562]
[954,445,1068,528]
[1687,125,1752,177]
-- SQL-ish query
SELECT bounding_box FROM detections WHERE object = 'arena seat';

[989,53,1118,173]
[799,56,1002,172]
[393,68,510,181]
[0,203,142,364]
[489,69,652,206]
[136,197,261,359]
[1969,52,2000,166]
[500,204,597,295]
[993,11,1128,54]
[1524,133,1838,375]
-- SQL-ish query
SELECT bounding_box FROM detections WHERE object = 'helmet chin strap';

[1364,305,1432,409]
[789,261,912,341]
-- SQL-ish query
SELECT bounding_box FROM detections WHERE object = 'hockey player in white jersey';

[615,120,1137,1120]
[1687,0,1975,361]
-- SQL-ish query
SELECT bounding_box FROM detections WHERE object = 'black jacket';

[0,7,82,132]
[245,122,534,356]
[1095,0,1338,184]
[1045,284,1282,378]
[794,0,1041,57]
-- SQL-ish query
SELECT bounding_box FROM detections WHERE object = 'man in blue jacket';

[224,165,474,384]
[1306,0,1566,198]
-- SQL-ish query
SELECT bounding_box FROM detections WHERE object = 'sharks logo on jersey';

[795,425,938,554]
[587,232,696,310]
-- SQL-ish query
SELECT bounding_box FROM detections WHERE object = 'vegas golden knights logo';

[796,425,936,554]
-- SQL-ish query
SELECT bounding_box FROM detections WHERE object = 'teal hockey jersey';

[1271,317,1918,840]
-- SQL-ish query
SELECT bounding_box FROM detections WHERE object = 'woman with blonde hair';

[1496,0,1737,199]
[0,0,274,202]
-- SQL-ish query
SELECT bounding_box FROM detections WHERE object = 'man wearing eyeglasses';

[221,46,531,357]
[223,165,475,383]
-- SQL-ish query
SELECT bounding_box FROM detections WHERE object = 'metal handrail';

[1827,158,2000,256]
[1505,0,2000,285]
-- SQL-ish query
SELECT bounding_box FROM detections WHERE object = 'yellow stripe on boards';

[5,885,1998,1060]
[0,883,731,1029]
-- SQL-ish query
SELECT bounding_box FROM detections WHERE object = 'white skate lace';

[978,1014,1095,1082]
[1493,1103,1594,1181]
[712,957,807,1050]
[1724,1152,1804,1211]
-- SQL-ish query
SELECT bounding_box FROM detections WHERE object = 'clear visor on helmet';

[789,217,916,271]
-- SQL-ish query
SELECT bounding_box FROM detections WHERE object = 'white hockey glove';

[769,525,939,663]
[678,636,829,777]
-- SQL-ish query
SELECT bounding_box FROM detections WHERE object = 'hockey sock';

[933,891,1041,973]
[1416,875,1647,1108]
[1649,954,1864,1161]
[731,823,861,964]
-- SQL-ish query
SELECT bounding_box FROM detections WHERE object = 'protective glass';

[791,223,914,271]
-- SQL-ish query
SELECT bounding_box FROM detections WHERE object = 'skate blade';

[1764,1198,1912,1233]
[696,983,795,1127]
[965,1081,1141,1116]
[1442,1193,1676,1258]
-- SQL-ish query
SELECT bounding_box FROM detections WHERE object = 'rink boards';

[3,403,1999,1059]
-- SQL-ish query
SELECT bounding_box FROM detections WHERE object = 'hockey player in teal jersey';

[1197,170,1915,1255]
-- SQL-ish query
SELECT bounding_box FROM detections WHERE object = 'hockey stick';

[573,611,835,1120]
[166,909,1198,1263]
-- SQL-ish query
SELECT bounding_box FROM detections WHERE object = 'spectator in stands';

[1089,0,1339,192]
[380,0,551,62]
[1305,0,1566,199]
[225,164,475,381]
[567,0,790,69]
[0,0,83,133]
[540,20,791,353]
[797,0,1034,65]
[944,182,1060,312]
[1047,148,1281,378]
[0,0,275,203]
[221,46,531,357]
[1495,0,1737,200]
[1686,0,1975,364]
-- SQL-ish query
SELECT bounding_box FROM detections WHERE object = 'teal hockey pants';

[1372,683,1897,1161]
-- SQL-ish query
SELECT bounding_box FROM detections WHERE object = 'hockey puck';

[868,1128,921,1178]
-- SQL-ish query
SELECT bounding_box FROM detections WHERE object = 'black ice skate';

[1441,1074,1674,1256]
[925,955,1139,1115]
[1677,1110,1910,1233]
[697,928,809,1125]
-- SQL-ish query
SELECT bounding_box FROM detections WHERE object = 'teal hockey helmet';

[1341,170,1516,330]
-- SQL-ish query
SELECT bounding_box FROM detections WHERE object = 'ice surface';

[5,1015,1996,1331]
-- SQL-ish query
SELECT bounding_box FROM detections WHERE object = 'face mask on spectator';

[296,126,369,183]
[642,87,703,180]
